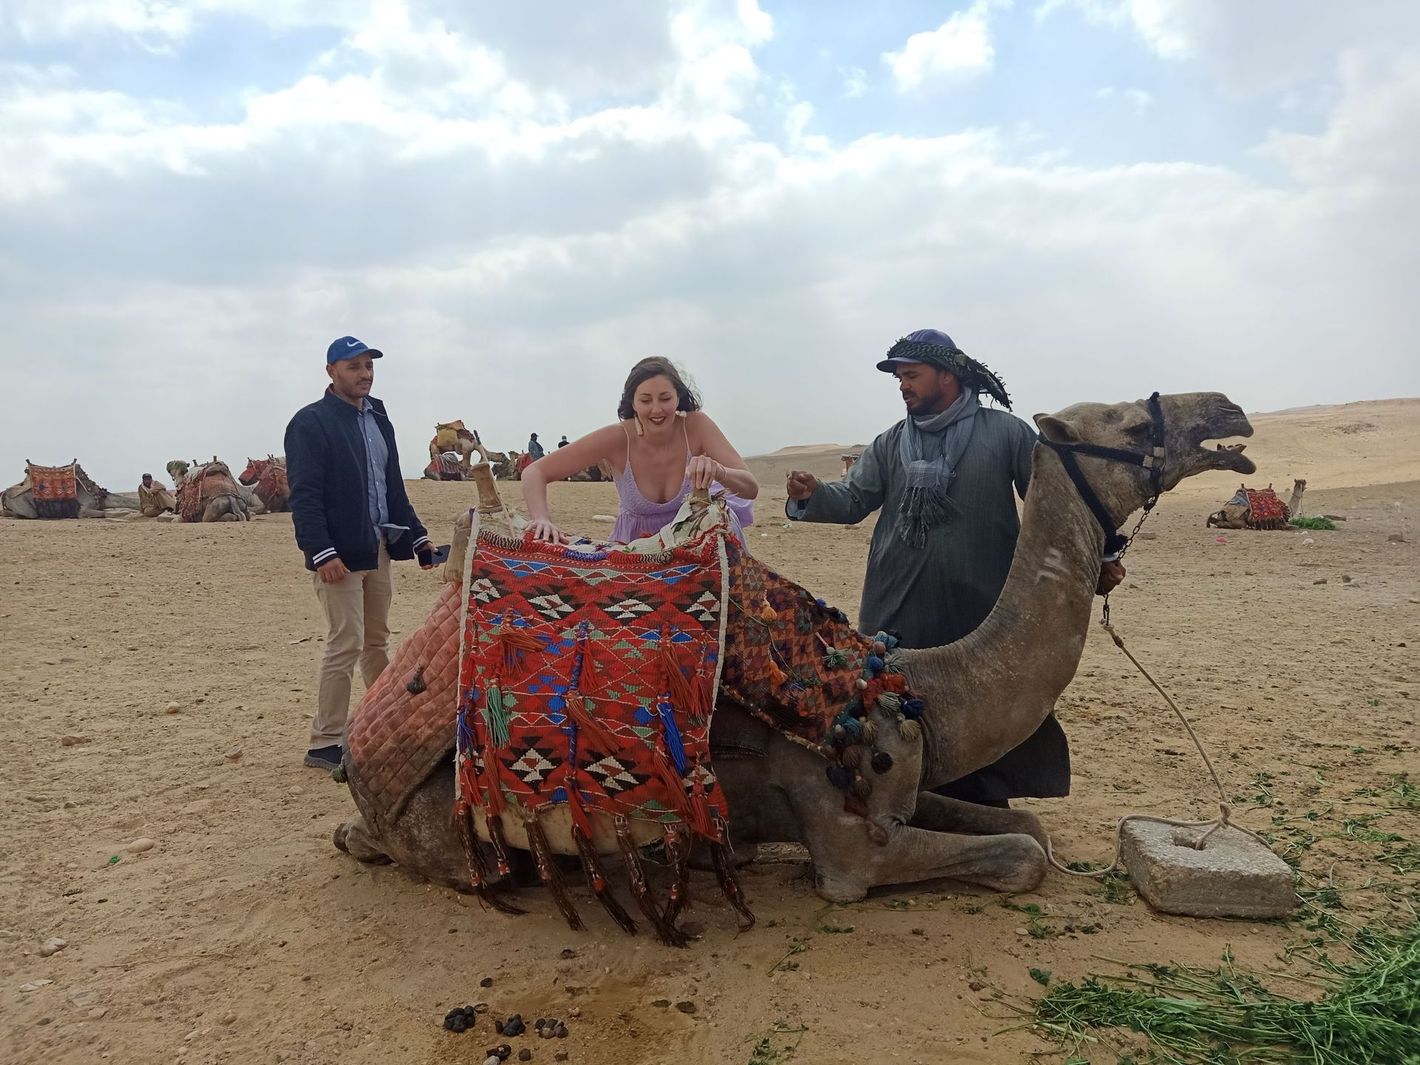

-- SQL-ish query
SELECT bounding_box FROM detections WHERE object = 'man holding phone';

[285,336,435,771]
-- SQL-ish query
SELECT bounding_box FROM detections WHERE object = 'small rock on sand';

[123,837,156,853]
[225,745,243,761]
[60,735,90,747]
[165,701,182,714]
[38,937,67,957]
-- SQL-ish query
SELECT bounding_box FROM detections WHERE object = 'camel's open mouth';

[1197,408,1256,474]
[1200,440,1256,475]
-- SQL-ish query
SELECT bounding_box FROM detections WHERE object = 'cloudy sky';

[2,0,1417,487]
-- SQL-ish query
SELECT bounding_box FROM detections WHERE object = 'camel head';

[238,457,265,485]
[166,459,190,484]
[1034,391,1255,528]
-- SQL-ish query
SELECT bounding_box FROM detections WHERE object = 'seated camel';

[1,461,139,519]
[1206,483,1290,530]
[426,421,488,481]
[333,392,1255,942]
[167,459,252,522]
[238,456,290,512]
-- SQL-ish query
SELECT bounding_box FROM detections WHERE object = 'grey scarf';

[897,387,979,547]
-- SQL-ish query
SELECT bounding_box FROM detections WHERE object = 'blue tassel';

[901,697,925,721]
[825,765,853,790]
[840,717,863,744]
[866,655,885,674]
[658,699,688,776]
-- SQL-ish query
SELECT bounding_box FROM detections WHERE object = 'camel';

[238,456,290,512]
[167,459,252,522]
[334,392,1255,925]
[426,422,488,481]
[2,461,140,519]
[1287,478,1307,517]
[1206,483,1290,530]
[487,451,522,480]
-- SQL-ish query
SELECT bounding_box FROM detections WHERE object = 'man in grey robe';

[785,328,1122,804]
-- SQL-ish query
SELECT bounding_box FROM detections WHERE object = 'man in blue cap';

[285,336,434,771]
[785,329,1123,805]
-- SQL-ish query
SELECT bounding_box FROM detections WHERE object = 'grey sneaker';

[303,744,343,771]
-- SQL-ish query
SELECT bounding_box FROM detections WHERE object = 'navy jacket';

[285,391,429,572]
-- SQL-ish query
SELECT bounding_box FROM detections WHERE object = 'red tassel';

[663,827,691,928]
[687,762,719,841]
[660,641,708,725]
[525,812,584,932]
[491,623,542,676]
[651,751,693,820]
[564,690,620,753]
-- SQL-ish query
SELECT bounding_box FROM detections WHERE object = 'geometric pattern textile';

[26,462,80,519]
[452,518,751,943]
[1243,486,1290,529]
[454,526,728,835]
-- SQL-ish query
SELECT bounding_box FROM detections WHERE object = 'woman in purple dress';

[522,357,757,544]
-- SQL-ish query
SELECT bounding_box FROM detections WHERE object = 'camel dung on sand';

[2,460,140,519]
[335,392,1263,942]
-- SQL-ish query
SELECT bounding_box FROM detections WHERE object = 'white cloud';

[840,65,868,99]
[884,1,1000,90]
[1096,85,1154,114]
[1040,0,1417,91]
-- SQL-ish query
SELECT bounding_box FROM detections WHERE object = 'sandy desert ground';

[3,398,1417,1065]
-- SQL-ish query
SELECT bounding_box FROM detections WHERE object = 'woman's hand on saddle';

[685,455,724,490]
[528,518,568,544]
[317,557,349,584]
[785,470,817,501]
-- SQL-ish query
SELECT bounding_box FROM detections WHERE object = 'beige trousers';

[308,543,393,748]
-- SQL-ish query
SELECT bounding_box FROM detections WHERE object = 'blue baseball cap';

[327,336,384,364]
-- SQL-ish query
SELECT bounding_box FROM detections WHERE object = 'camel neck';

[898,445,1104,786]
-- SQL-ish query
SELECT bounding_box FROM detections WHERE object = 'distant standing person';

[285,336,435,771]
[557,435,569,448]
[527,433,546,460]
[522,356,757,543]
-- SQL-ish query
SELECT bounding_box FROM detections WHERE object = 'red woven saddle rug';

[1244,486,1290,529]
[454,523,751,943]
[27,462,80,519]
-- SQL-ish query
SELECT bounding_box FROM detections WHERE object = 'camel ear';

[1033,413,1080,443]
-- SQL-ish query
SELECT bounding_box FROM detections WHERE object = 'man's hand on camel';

[317,557,350,583]
[529,518,569,545]
[1096,559,1126,596]
[785,470,817,501]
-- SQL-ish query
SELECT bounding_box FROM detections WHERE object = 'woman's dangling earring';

[675,410,687,418]
[635,417,645,437]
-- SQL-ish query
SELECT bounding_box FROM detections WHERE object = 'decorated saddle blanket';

[454,526,729,840]
[1244,486,1289,528]
[27,462,80,518]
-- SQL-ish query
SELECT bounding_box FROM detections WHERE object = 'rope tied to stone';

[1045,616,1272,880]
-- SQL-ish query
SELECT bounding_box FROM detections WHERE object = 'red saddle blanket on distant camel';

[27,462,80,518]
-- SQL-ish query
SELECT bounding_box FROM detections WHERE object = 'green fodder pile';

[1028,917,1420,1064]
